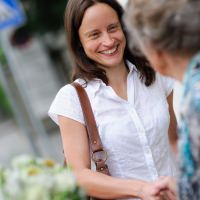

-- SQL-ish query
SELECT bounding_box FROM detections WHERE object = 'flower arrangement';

[0,155,87,200]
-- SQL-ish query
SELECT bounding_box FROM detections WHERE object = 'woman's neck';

[164,53,193,82]
[107,62,128,86]
[106,61,129,100]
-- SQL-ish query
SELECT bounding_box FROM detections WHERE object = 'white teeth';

[101,46,118,55]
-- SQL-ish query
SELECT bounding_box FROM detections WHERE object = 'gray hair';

[124,0,200,55]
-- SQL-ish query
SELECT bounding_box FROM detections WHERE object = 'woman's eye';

[108,25,118,32]
[89,32,100,39]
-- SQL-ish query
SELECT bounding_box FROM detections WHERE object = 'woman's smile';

[99,44,119,55]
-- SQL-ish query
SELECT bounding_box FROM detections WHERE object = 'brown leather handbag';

[70,82,111,200]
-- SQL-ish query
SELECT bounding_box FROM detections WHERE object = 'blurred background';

[0,0,72,165]
[0,0,129,166]
[0,0,181,166]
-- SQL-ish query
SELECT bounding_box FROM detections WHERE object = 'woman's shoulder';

[57,78,101,99]
[75,78,102,96]
[56,78,91,94]
[155,73,174,86]
[48,80,85,125]
[155,73,175,96]
[53,84,77,103]
[48,78,101,125]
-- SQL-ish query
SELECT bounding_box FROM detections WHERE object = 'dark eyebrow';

[108,22,120,28]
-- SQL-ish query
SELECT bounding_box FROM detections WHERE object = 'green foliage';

[0,167,5,187]
[0,47,8,67]
[0,47,12,118]
[22,0,68,34]
[0,83,12,118]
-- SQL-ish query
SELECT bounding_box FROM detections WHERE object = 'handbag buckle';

[92,150,108,163]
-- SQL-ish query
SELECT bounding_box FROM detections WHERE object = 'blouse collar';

[76,60,137,97]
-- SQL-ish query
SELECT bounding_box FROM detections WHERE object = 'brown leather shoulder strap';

[71,82,111,200]
[71,82,104,153]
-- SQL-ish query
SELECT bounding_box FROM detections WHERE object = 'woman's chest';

[91,87,169,147]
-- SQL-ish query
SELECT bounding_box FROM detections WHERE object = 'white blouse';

[49,61,177,199]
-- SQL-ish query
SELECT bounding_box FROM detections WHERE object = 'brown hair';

[65,0,155,86]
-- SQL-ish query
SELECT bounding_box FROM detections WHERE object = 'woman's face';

[78,3,126,70]
[140,42,169,76]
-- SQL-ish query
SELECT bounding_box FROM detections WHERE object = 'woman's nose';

[102,33,114,46]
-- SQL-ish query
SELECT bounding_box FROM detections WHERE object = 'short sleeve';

[157,73,175,97]
[48,84,85,125]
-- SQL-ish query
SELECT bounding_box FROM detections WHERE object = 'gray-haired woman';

[124,0,200,199]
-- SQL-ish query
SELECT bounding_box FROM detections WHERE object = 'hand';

[139,181,167,200]
[159,190,176,200]
[155,177,177,200]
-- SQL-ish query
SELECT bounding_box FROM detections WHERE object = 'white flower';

[12,155,35,169]
[4,170,23,198]
[0,155,86,200]
[25,185,50,200]
[54,170,76,192]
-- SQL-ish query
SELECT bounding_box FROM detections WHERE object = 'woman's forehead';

[80,3,119,29]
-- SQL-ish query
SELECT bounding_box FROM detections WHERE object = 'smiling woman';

[48,0,178,199]
[78,3,126,72]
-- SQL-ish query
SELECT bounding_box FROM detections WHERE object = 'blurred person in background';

[124,0,200,199]
[48,0,178,199]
